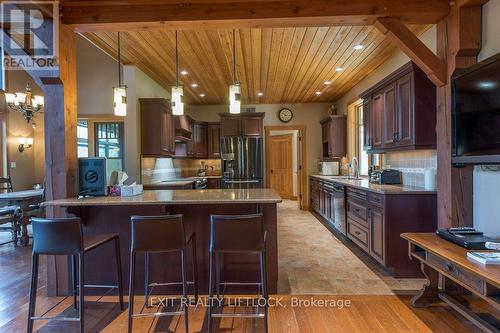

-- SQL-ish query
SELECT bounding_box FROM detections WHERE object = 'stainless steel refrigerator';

[220,137,263,189]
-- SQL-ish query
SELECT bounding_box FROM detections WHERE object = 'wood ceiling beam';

[60,0,450,32]
[374,17,448,87]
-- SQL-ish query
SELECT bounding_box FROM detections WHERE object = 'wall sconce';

[18,137,33,152]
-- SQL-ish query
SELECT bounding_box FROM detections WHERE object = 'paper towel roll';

[424,168,436,190]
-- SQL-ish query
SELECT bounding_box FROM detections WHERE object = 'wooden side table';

[402,233,500,333]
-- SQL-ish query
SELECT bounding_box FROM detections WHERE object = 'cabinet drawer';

[427,253,484,294]
[347,219,369,251]
[347,187,368,202]
[368,193,384,207]
[347,199,369,228]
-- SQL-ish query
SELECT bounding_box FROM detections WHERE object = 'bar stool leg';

[215,252,221,298]
[181,249,189,333]
[128,252,136,333]
[144,253,149,308]
[207,250,214,333]
[73,254,78,309]
[115,237,124,310]
[27,254,39,333]
[191,234,198,304]
[78,253,85,333]
[259,251,268,333]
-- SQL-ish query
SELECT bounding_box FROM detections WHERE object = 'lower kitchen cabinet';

[207,177,221,189]
[310,176,436,278]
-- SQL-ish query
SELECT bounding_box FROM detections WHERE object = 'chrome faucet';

[349,157,359,179]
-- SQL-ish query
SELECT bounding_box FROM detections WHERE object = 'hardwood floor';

[0,206,488,332]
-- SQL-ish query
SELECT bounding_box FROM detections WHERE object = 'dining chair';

[0,176,21,245]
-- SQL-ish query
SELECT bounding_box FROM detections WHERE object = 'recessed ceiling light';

[199,93,206,97]
[335,67,344,72]
[180,70,188,75]
[323,81,332,85]
[191,83,198,88]
[315,91,322,96]
[353,44,364,50]
[257,92,264,97]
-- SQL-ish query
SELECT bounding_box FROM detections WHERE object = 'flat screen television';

[452,53,500,165]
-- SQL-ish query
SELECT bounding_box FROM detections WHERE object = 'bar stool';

[128,214,198,333]
[207,213,268,333]
[27,217,124,333]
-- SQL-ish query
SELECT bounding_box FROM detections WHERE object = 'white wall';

[473,0,500,237]
[76,36,170,183]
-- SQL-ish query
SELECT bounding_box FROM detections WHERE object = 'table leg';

[20,211,29,247]
[411,262,440,307]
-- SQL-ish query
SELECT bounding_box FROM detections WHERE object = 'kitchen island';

[42,189,282,296]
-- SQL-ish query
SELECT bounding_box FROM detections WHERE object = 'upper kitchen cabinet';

[140,98,175,157]
[207,122,221,158]
[361,62,436,153]
[321,115,346,159]
[220,113,265,137]
[192,121,208,159]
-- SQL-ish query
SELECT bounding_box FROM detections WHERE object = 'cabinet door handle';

[354,231,361,236]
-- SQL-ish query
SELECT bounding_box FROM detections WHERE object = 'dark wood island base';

[42,189,281,296]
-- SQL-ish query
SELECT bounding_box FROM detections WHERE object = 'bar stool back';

[28,217,124,333]
[128,214,198,333]
[208,213,268,333]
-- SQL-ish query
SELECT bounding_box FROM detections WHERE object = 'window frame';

[94,121,125,167]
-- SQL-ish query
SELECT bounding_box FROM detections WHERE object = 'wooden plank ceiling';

[83,25,430,105]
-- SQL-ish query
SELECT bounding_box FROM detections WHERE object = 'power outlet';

[10,162,16,168]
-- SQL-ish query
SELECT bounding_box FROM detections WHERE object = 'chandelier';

[4,83,44,123]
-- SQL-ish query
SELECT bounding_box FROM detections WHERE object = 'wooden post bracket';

[374,17,448,87]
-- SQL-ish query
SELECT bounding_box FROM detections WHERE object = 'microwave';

[318,161,340,176]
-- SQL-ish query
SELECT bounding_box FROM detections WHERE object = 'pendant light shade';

[113,86,127,116]
[113,32,127,117]
[171,86,184,116]
[172,31,184,115]
[229,84,241,114]
[229,30,241,114]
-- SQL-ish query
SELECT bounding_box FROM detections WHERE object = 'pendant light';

[171,31,184,116]
[229,29,241,114]
[113,32,127,116]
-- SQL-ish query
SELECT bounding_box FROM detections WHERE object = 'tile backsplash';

[141,158,221,184]
[384,150,437,187]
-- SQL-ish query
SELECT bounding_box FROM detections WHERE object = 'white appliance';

[318,161,340,176]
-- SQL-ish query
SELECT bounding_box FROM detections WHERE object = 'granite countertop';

[311,175,436,195]
[42,189,282,207]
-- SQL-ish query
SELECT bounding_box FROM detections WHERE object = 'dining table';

[0,189,44,246]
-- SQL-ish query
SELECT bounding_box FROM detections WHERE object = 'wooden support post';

[436,4,483,228]
[42,24,78,296]
[374,17,447,86]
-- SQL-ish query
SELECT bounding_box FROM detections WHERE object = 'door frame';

[265,125,307,210]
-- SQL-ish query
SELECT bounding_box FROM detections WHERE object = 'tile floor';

[277,199,426,295]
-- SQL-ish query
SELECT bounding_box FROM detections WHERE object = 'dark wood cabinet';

[369,206,385,264]
[193,121,208,158]
[207,177,221,189]
[207,123,221,158]
[140,98,175,156]
[220,113,264,137]
[310,176,437,278]
[321,115,346,159]
[175,115,193,141]
[361,62,436,153]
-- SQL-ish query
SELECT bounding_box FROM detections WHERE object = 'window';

[77,120,89,158]
[357,104,369,176]
[95,122,124,171]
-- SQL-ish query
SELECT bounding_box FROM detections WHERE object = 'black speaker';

[78,157,108,196]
